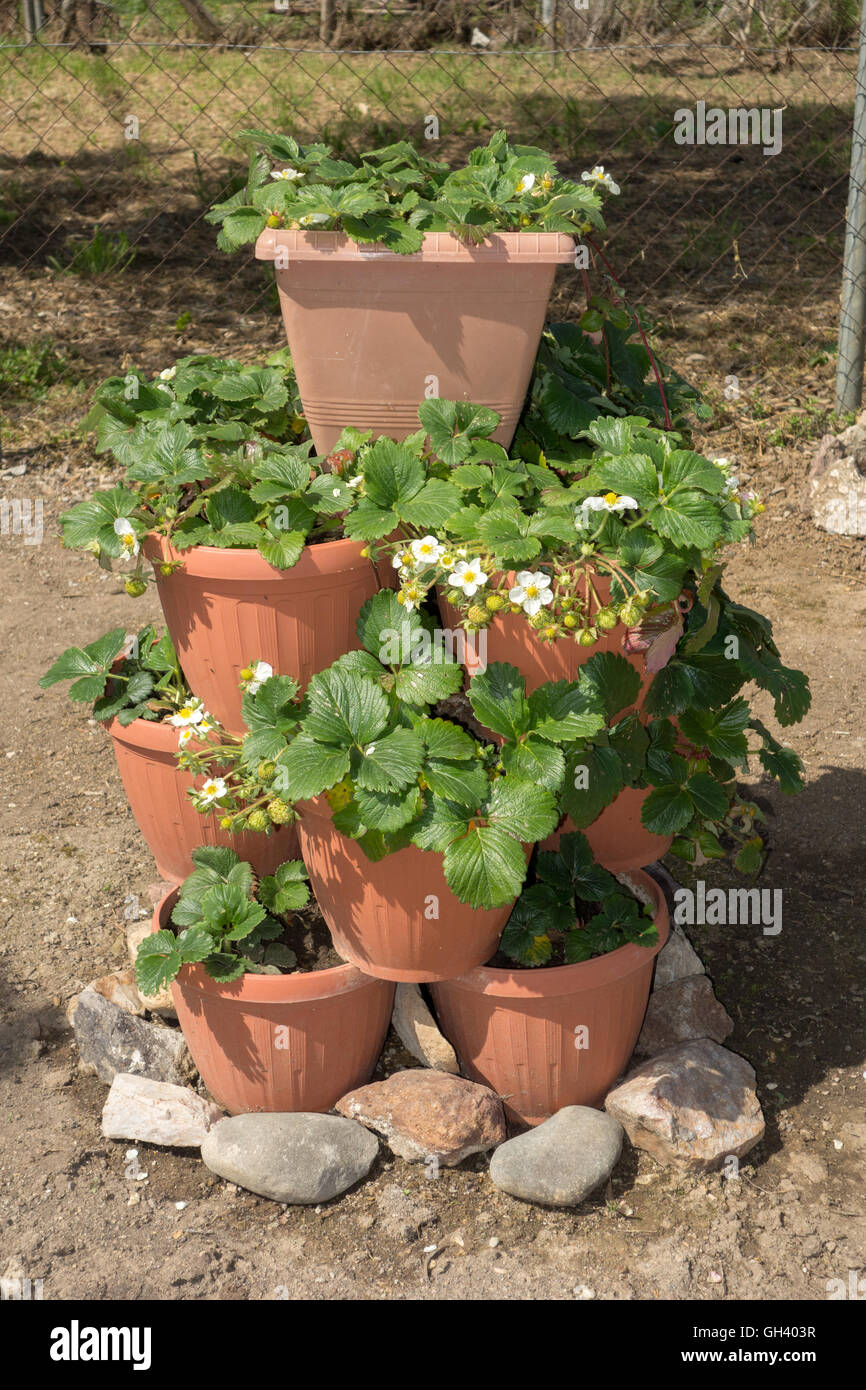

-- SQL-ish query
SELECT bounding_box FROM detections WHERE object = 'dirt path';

[0,438,864,1302]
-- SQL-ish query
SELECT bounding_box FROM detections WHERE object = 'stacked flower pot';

[127,227,669,1132]
[45,132,808,1141]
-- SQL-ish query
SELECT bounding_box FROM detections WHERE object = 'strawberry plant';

[38,624,199,727]
[182,591,611,909]
[207,129,614,254]
[500,831,657,967]
[57,353,371,582]
[135,847,311,990]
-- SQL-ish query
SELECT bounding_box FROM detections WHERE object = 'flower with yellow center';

[448,559,487,599]
[198,777,228,806]
[410,536,443,565]
[243,661,273,694]
[581,166,620,196]
[509,570,554,617]
[113,517,140,559]
[169,701,205,729]
[579,492,639,520]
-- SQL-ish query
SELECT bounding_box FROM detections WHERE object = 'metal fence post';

[22,0,41,43]
[836,0,866,413]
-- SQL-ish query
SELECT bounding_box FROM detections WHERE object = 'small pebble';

[573,1284,596,1300]
[488,1236,500,1248]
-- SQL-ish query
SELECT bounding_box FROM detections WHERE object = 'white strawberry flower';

[298,212,330,227]
[410,535,444,565]
[581,166,620,196]
[347,475,363,489]
[169,700,206,729]
[178,726,195,748]
[245,661,273,694]
[198,777,228,806]
[515,172,536,195]
[270,167,303,181]
[399,582,422,612]
[158,366,177,381]
[113,517,140,558]
[448,559,487,598]
[579,491,639,518]
[509,570,554,617]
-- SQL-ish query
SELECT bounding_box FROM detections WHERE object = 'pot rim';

[104,709,181,748]
[152,887,375,1003]
[433,869,670,998]
[255,228,576,265]
[143,532,373,581]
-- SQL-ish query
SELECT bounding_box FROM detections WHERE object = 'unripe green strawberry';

[220,816,233,830]
[265,214,282,228]
[540,624,558,641]
[620,602,642,627]
[266,798,292,824]
[124,578,147,597]
[563,613,578,629]
[257,760,276,781]
[466,604,489,626]
[159,563,174,577]
[578,627,598,647]
[445,589,461,605]
[247,808,271,833]
[596,607,618,630]
[485,594,507,612]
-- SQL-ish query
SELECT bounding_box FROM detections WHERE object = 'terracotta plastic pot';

[439,572,665,706]
[542,786,673,872]
[108,715,298,884]
[430,868,669,1125]
[296,796,517,983]
[144,535,379,734]
[153,890,393,1114]
[255,228,575,454]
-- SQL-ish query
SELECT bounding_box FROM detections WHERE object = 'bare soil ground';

[0,50,864,1302]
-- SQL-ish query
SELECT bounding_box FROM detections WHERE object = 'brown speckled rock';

[605,1039,764,1171]
[336,1069,505,1165]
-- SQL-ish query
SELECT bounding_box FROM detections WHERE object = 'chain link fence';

[0,0,860,450]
